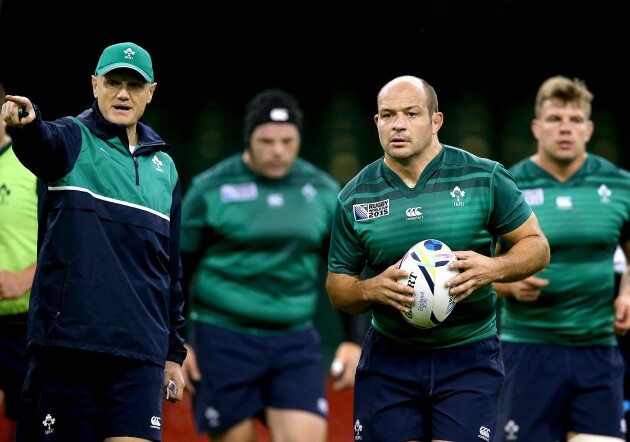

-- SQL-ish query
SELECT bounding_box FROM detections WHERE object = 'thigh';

[266,328,327,418]
[431,335,504,442]
[568,346,625,438]
[190,322,268,434]
[265,409,326,442]
[496,342,570,442]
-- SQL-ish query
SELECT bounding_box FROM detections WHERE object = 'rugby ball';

[398,239,459,329]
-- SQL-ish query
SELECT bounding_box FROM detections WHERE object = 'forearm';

[619,267,630,297]
[493,235,549,283]
[0,262,37,299]
[16,262,37,294]
[326,271,373,315]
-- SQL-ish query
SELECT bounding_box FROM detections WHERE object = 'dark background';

[2,0,627,187]
[1,0,628,367]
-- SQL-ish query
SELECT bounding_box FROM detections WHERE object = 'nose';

[393,113,406,129]
[270,140,287,155]
[558,121,572,132]
[116,86,131,99]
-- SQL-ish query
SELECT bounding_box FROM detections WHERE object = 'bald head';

[377,76,439,115]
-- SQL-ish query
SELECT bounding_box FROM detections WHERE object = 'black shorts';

[0,328,27,421]
[190,321,327,434]
[354,328,504,442]
[496,342,625,441]
[17,347,165,442]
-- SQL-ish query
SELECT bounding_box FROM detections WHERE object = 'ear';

[530,119,540,140]
[91,75,98,98]
[431,112,444,134]
[146,82,157,104]
[584,120,594,143]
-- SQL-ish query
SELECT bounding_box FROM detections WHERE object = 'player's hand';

[507,276,549,302]
[2,95,34,127]
[0,270,25,300]
[181,343,201,395]
[614,290,630,336]
[361,261,415,313]
[329,342,361,391]
[447,250,503,302]
[163,360,185,403]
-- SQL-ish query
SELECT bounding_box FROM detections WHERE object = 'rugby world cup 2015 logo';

[353,199,390,221]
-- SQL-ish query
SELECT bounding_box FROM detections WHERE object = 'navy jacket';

[10,101,187,367]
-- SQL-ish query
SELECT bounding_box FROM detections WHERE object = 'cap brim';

[96,63,152,83]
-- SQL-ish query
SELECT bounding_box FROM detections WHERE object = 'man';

[326,75,550,442]
[179,88,363,442]
[495,75,630,442]
[0,80,38,441]
[2,42,187,442]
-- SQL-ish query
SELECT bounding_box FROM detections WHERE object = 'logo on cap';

[123,47,136,60]
[95,42,154,83]
[269,108,290,122]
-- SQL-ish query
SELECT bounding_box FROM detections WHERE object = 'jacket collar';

[76,101,172,152]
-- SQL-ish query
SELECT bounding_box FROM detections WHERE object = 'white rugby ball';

[398,239,459,329]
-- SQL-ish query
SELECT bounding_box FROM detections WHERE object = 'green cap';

[95,42,154,83]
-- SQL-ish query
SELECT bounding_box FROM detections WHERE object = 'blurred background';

[2,0,628,364]
[2,0,627,190]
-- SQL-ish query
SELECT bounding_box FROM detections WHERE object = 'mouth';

[390,137,408,146]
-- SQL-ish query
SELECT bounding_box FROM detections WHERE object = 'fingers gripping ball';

[398,239,459,329]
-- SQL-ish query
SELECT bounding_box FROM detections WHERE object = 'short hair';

[422,79,439,115]
[378,75,439,115]
[535,75,593,119]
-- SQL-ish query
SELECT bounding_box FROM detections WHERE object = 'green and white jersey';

[328,144,531,349]
[500,154,630,346]
[181,154,340,335]
[0,143,38,316]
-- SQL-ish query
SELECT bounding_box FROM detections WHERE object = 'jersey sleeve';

[180,179,210,254]
[327,197,367,275]
[489,163,533,236]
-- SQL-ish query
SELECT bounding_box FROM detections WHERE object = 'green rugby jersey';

[500,154,630,346]
[0,143,38,316]
[328,144,532,349]
[181,154,340,335]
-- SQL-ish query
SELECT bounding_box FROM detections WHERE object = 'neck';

[531,152,587,182]
[126,125,138,146]
[384,142,442,188]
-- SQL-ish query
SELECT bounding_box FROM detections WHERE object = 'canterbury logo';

[406,207,422,217]
[150,416,161,429]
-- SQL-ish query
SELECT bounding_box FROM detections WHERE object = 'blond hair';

[535,75,593,119]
